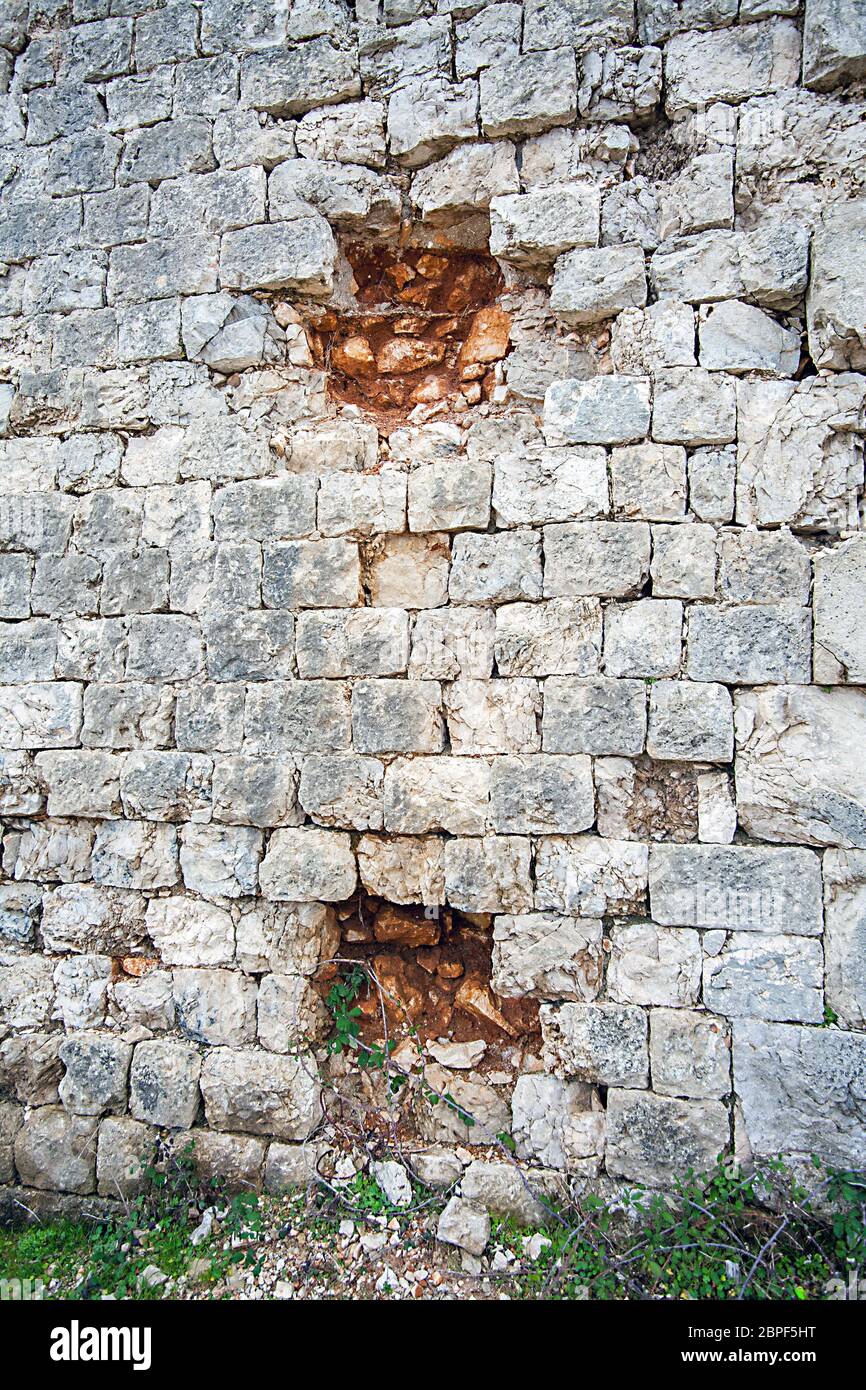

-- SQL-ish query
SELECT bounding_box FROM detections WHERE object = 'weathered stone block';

[535,835,648,916]
[544,521,650,598]
[14,1108,98,1194]
[257,973,330,1052]
[543,676,646,756]
[823,849,866,1030]
[220,214,337,297]
[443,836,533,913]
[384,756,489,836]
[735,686,866,847]
[259,827,356,902]
[172,968,258,1046]
[544,376,651,446]
[298,753,384,831]
[352,679,443,754]
[703,933,824,1023]
[604,598,682,678]
[492,913,603,1002]
[480,48,577,139]
[58,1032,132,1117]
[650,1009,731,1100]
[734,1020,866,1167]
[445,678,540,755]
[814,536,866,683]
[606,1090,729,1184]
[649,843,823,933]
[686,604,811,684]
[129,1040,201,1129]
[647,680,733,762]
[489,754,594,835]
[200,1047,321,1140]
[550,245,647,326]
[511,1073,604,1173]
[492,446,608,526]
[357,833,445,906]
[296,609,409,679]
[96,1116,157,1199]
[145,896,235,967]
[494,598,602,677]
[541,1002,649,1087]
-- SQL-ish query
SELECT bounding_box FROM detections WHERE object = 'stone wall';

[1,0,865,1207]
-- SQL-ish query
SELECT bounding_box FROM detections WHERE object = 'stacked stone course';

[0,0,865,1205]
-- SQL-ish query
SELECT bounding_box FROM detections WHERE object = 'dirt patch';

[298,241,511,428]
[318,896,540,1063]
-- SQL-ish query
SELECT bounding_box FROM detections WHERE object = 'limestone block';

[91,820,178,890]
[170,967,256,1047]
[733,1020,866,1167]
[0,954,55,1030]
[542,676,646,755]
[610,443,686,521]
[803,0,866,91]
[480,48,577,139]
[269,158,400,232]
[387,75,478,167]
[445,678,540,755]
[449,530,542,604]
[813,536,866,683]
[489,185,600,268]
[650,524,717,599]
[489,754,594,835]
[664,20,801,115]
[408,458,491,532]
[58,1032,132,1117]
[318,472,406,538]
[234,900,339,976]
[541,1001,649,1087]
[409,607,495,680]
[610,300,696,372]
[544,376,651,447]
[129,1040,202,1129]
[259,827,356,902]
[699,300,800,376]
[606,1090,729,1184]
[257,972,330,1051]
[594,756,699,843]
[14,1107,98,1194]
[96,1116,157,1199]
[511,1073,605,1172]
[544,521,650,597]
[365,533,451,609]
[492,446,608,526]
[550,245,647,326]
[734,685,866,847]
[607,924,702,1007]
[735,375,865,532]
[703,933,824,1023]
[410,141,519,223]
[647,680,733,762]
[383,756,489,835]
[718,527,811,606]
[686,603,811,683]
[650,1009,731,1100]
[200,1047,321,1140]
[823,850,866,1029]
[492,913,603,1002]
[145,896,235,967]
[649,843,823,933]
[263,539,362,609]
[494,598,602,677]
[42,883,148,955]
[535,835,649,916]
[0,682,82,749]
[220,213,337,297]
[443,835,533,913]
[357,833,446,906]
[351,679,443,755]
[604,598,682,677]
[298,753,384,831]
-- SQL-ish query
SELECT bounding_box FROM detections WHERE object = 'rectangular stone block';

[296,608,409,678]
[494,598,602,677]
[244,680,351,753]
[352,679,444,754]
[542,676,646,755]
[384,756,490,836]
[535,835,648,917]
[544,522,650,598]
[649,844,823,933]
[263,539,362,608]
[541,1001,649,1087]
[489,754,594,835]
[686,604,811,684]
[444,835,533,913]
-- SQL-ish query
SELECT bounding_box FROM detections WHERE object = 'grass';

[1,1153,863,1301]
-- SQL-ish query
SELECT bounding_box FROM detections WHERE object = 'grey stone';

[803,0,866,91]
[542,677,646,755]
[14,1108,98,1194]
[686,604,811,684]
[734,685,866,848]
[58,1032,132,1117]
[734,1020,866,1167]
[649,843,823,933]
[606,1090,729,1185]
[550,245,646,326]
[650,1009,731,1101]
[200,1047,321,1140]
[703,933,824,1024]
[492,913,603,1002]
[544,376,651,446]
[823,849,866,1030]
[437,1195,489,1254]
[96,1116,157,1199]
[129,1040,202,1129]
[541,1002,649,1087]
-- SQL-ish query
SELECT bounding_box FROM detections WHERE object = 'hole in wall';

[316,894,540,1070]
[295,240,512,429]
